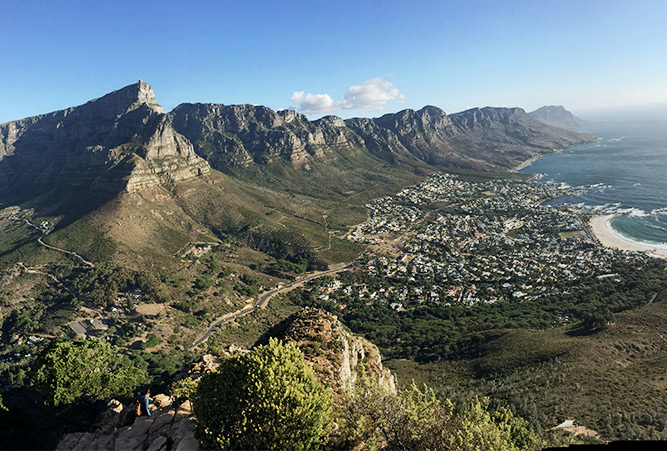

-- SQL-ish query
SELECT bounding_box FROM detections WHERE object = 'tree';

[194,338,332,450]
[579,304,614,333]
[30,339,146,407]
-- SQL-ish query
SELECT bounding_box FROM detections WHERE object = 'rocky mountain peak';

[528,105,590,130]
[91,80,164,116]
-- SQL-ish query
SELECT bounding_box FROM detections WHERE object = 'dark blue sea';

[519,119,667,245]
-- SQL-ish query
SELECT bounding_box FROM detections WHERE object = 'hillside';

[0,82,607,449]
[386,300,667,443]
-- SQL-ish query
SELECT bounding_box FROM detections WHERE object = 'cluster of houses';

[335,173,648,308]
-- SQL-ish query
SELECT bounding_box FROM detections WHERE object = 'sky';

[1,0,667,123]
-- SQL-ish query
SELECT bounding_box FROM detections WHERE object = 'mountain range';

[0,81,594,201]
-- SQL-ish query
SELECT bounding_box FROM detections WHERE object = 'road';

[10,215,95,267]
[191,263,354,348]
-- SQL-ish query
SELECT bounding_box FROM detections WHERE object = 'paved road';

[191,264,354,348]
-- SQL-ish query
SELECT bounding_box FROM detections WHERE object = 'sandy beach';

[589,214,667,259]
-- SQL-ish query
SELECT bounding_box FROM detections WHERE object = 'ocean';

[519,118,667,245]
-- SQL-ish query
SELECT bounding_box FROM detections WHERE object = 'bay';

[519,118,667,245]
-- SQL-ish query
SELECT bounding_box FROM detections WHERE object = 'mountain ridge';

[1,81,596,200]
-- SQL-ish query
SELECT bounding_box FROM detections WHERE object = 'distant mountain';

[170,102,596,174]
[528,105,590,130]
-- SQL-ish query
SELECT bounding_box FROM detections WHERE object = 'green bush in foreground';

[194,337,332,450]
[30,339,146,407]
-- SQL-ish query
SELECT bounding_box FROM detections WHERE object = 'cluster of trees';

[67,263,166,308]
[244,228,324,273]
[192,337,540,450]
[195,338,331,450]
[30,339,146,407]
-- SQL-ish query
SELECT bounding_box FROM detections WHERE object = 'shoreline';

[589,214,667,259]
[512,155,541,172]
[513,148,566,173]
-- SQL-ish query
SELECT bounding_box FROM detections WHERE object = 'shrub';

[194,338,331,450]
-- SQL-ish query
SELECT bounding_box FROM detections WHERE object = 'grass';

[205,296,301,350]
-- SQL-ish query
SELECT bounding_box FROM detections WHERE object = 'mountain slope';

[0,81,209,200]
[528,105,590,130]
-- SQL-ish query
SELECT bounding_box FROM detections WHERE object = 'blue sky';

[1,0,666,123]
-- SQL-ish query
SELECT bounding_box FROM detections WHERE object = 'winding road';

[10,215,95,267]
[191,263,354,348]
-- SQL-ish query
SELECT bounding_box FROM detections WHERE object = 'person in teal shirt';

[136,389,152,417]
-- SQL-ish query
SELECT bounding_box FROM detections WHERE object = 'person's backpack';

[135,398,142,416]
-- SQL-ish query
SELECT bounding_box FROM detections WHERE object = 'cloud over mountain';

[291,77,406,115]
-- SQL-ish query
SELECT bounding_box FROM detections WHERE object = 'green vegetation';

[244,228,325,274]
[342,376,539,450]
[67,263,165,308]
[386,301,667,442]
[194,338,331,450]
[45,218,117,262]
[289,259,667,361]
[30,339,146,407]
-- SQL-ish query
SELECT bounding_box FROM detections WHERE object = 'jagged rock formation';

[0,81,209,194]
[266,308,396,399]
[169,103,364,167]
[171,103,595,173]
[528,105,591,130]
[0,82,595,201]
[56,396,198,451]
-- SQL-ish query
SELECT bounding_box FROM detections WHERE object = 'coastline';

[589,214,667,259]
[513,148,566,173]
[512,155,541,172]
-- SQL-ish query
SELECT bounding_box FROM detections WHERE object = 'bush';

[194,338,331,450]
[30,339,146,407]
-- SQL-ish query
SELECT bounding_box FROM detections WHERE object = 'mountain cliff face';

[170,101,594,173]
[528,105,590,130]
[0,82,595,203]
[0,81,209,195]
[169,103,364,168]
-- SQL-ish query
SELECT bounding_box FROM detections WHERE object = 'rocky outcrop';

[169,103,363,168]
[0,81,209,194]
[56,309,398,451]
[56,396,197,451]
[268,308,396,399]
[528,105,591,130]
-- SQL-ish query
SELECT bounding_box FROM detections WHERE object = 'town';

[309,173,649,311]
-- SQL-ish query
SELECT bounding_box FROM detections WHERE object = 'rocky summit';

[0,81,209,195]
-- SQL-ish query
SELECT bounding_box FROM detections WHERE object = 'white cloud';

[291,77,406,115]
[290,91,340,115]
[341,77,406,110]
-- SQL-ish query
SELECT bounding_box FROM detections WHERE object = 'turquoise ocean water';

[519,119,667,245]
